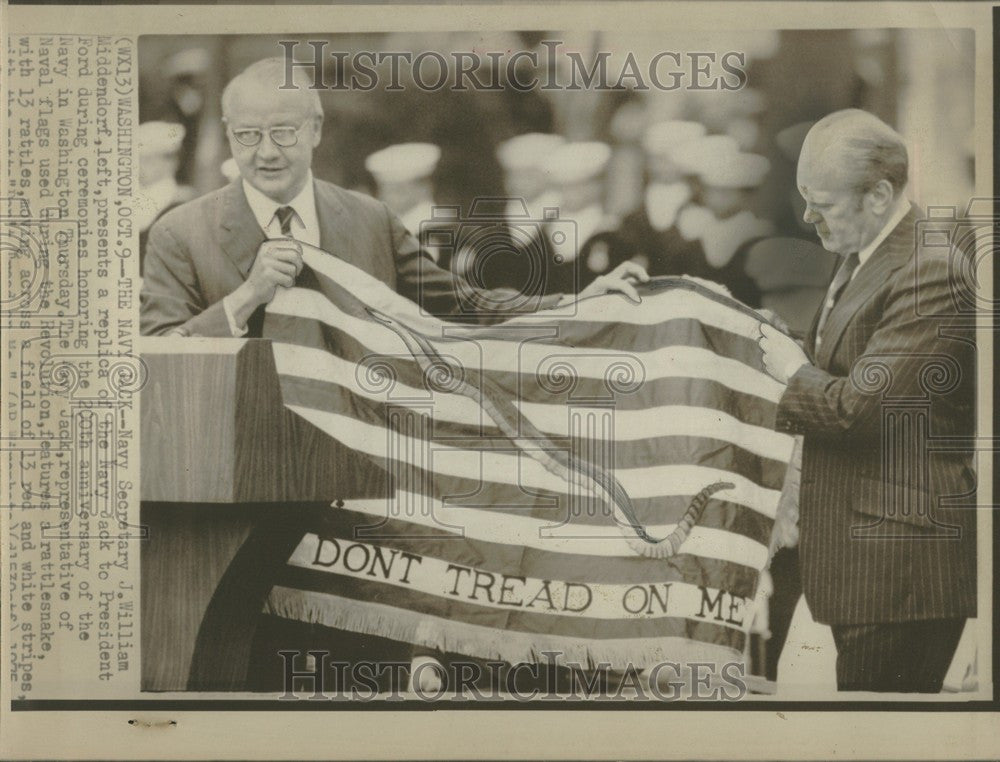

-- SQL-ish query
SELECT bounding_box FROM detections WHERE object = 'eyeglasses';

[226,120,310,148]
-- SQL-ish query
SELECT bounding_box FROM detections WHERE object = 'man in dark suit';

[141,57,648,692]
[758,109,976,692]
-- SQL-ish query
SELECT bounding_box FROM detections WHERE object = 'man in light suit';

[140,58,646,338]
[758,109,976,692]
[142,57,647,692]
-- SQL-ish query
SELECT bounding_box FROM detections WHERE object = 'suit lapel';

[805,303,823,360]
[314,180,350,261]
[804,256,840,358]
[218,178,352,277]
[815,206,917,368]
[218,180,266,277]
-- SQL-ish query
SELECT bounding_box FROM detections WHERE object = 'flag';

[261,243,795,670]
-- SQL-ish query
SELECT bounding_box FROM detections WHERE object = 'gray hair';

[807,109,908,195]
[221,57,323,120]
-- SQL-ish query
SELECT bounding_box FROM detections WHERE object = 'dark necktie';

[815,251,860,348]
[249,206,298,338]
[274,205,296,237]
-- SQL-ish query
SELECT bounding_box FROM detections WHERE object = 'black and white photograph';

[0,1,995,759]
[135,28,980,699]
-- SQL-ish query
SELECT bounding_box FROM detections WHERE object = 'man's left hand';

[758,323,810,384]
[570,261,651,304]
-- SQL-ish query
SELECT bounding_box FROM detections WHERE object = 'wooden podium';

[140,336,388,503]
[139,337,389,691]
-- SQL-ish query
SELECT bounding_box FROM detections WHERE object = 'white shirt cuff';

[222,294,249,337]
[784,359,809,381]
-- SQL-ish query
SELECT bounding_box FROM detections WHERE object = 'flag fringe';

[265,586,742,671]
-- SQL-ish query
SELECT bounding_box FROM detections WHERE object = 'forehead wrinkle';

[228,110,304,129]
[224,76,316,123]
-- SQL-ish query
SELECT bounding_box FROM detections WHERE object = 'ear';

[865,178,894,215]
[310,113,323,148]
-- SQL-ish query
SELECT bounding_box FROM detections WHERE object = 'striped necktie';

[815,251,860,348]
[275,205,296,238]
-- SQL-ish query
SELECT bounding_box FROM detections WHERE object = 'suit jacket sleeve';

[776,254,970,438]
[387,207,563,323]
[140,221,233,337]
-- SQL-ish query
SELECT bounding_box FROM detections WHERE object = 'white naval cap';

[164,47,210,78]
[670,134,740,175]
[697,151,771,189]
[542,141,612,185]
[496,133,567,170]
[726,118,760,151]
[365,142,441,184]
[220,157,241,183]
[138,121,186,157]
[641,120,707,157]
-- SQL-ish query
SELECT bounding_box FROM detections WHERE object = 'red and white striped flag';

[261,244,795,670]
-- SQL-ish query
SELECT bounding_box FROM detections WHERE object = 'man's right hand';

[756,308,790,334]
[227,239,304,330]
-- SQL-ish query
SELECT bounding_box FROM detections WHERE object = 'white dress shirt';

[813,195,911,353]
[223,172,320,336]
[241,172,320,246]
[851,195,911,281]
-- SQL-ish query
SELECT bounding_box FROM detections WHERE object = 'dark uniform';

[539,206,624,296]
[612,203,764,307]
